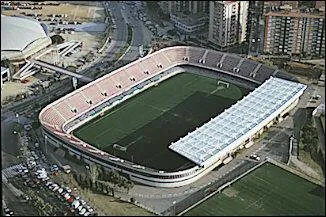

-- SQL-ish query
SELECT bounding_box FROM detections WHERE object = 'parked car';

[249,154,260,161]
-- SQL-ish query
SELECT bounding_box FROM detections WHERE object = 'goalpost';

[217,80,230,88]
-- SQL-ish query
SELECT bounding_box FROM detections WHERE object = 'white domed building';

[1,15,52,62]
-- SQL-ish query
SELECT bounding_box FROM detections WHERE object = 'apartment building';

[208,1,249,48]
[158,1,209,15]
[263,1,299,13]
[264,11,325,57]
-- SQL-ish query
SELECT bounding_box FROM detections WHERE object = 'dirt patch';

[222,187,239,198]
[1,2,105,22]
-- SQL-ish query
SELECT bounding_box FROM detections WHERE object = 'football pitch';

[184,163,325,216]
[74,72,249,171]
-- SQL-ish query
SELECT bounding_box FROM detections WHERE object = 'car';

[42,177,49,181]
[57,187,63,194]
[84,211,90,216]
[249,154,260,161]
[79,208,87,215]
[24,125,31,131]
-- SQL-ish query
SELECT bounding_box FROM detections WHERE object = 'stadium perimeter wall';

[39,46,306,188]
[41,77,303,188]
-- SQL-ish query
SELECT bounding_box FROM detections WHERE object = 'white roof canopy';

[1,15,48,51]
[169,77,306,167]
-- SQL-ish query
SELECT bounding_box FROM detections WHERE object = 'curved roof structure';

[169,77,306,166]
[1,15,48,51]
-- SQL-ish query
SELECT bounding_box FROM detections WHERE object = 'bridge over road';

[30,59,93,82]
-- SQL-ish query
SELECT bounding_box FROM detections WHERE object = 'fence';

[161,160,261,216]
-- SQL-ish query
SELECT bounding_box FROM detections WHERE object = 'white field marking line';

[253,174,273,186]
[97,127,128,149]
[182,75,201,89]
[244,189,274,211]
[125,136,144,148]
[134,99,167,113]
[92,127,114,142]
[80,101,131,133]
[210,86,224,95]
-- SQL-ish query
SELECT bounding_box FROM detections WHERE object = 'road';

[119,1,153,62]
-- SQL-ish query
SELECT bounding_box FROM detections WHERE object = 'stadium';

[1,15,51,62]
[39,46,307,187]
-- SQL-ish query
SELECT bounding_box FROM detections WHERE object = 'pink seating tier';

[54,101,75,120]
[41,107,65,128]
[115,69,133,87]
[124,65,147,82]
[97,77,120,97]
[152,53,170,68]
[68,92,91,112]
[164,47,186,64]
[83,84,105,105]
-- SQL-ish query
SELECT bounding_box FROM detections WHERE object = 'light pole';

[16,113,20,124]
[172,200,176,215]
[287,135,294,165]
[44,134,48,154]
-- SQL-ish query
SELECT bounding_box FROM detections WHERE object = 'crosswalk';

[2,164,25,179]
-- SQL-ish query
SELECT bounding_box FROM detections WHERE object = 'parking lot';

[2,123,97,216]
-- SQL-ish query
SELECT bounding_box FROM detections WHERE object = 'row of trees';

[299,113,324,173]
[74,172,115,196]
[25,189,54,216]
[301,116,319,154]
[88,163,134,191]
[73,163,134,196]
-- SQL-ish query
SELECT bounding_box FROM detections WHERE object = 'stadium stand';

[39,46,306,187]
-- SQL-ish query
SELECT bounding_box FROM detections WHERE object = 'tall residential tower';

[208,1,249,48]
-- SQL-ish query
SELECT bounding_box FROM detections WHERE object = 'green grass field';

[184,163,325,216]
[74,72,248,171]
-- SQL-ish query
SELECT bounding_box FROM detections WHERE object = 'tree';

[51,34,64,45]
[89,163,99,184]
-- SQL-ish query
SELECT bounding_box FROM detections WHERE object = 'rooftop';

[169,77,307,167]
[265,10,325,19]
